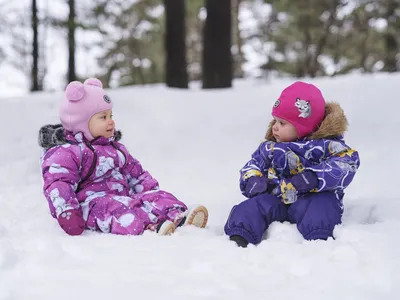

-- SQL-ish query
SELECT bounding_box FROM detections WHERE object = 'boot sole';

[185,205,208,228]
[157,221,176,236]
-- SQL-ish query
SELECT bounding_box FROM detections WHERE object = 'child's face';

[88,110,115,139]
[272,117,298,142]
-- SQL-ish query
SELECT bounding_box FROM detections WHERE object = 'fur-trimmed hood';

[38,124,122,149]
[265,102,348,141]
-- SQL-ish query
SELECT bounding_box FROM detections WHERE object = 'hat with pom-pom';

[59,78,113,141]
[272,81,325,138]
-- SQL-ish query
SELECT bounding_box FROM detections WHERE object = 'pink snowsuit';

[40,127,187,235]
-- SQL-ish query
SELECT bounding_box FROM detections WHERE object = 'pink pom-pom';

[65,81,84,102]
[84,78,103,88]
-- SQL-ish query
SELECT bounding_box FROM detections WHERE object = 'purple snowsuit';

[224,103,360,244]
[39,125,187,235]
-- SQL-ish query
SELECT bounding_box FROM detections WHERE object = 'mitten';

[244,176,269,198]
[281,170,319,204]
[57,208,85,236]
[291,170,319,192]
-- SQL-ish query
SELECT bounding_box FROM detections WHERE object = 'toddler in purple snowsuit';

[39,78,208,236]
[225,81,360,247]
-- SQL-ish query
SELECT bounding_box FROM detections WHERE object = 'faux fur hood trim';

[38,124,122,149]
[265,102,348,141]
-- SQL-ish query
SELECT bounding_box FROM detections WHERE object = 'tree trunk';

[383,33,398,72]
[202,0,232,89]
[164,0,188,88]
[382,0,398,72]
[232,0,244,78]
[68,0,76,82]
[31,0,41,91]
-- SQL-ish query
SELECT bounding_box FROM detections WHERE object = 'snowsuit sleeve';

[118,144,159,193]
[239,141,274,195]
[305,147,360,193]
[275,140,360,203]
[41,145,81,218]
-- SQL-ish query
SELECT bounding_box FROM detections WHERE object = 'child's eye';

[110,114,113,119]
[101,116,107,120]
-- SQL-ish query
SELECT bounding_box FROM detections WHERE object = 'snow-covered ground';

[0,74,399,300]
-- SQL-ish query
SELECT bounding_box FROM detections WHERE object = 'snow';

[0,73,399,299]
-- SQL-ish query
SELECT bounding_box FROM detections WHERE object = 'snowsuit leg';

[138,190,188,224]
[287,192,343,240]
[86,195,147,235]
[224,193,288,245]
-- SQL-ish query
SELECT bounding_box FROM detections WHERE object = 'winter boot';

[230,235,249,248]
[156,220,176,236]
[177,205,208,228]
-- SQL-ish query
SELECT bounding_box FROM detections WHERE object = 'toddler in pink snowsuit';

[39,78,208,236]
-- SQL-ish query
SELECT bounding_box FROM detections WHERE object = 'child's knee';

[224,194,286,245]
[142,190,187,213]
[297,192,342,240]
[110,212,145,235]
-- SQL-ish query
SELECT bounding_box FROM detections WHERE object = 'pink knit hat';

[272,81,325,138]
[60,78,113,141]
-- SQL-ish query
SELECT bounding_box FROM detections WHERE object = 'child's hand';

[244,176,269,198]
[57,208,85,236]
[291,170,319,192]
[280,171,319,204]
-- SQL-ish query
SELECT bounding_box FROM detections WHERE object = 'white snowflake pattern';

[134,184,144,193]
[117,214,135,228]
[142,200,154,213]
[128,176,139,186]
[74,133,86,151]
[111,169,123,180]
[86,191,106,200]
[49,188,71,217]
[110,183,124,192]
[48,163,69,174]
[140,207,158,222]
[141,201,158,222]
[96,216,112,233]
[60,211,73,220]
[95,156,115,177]
[112,195,131,206]
[81,191,106,221]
